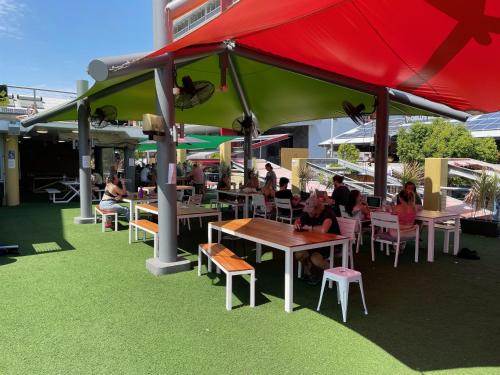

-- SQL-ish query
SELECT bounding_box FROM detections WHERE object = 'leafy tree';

[473,137,498,163]
[396,122,432,163]
[396,118,498,163]
[337,143,359,163]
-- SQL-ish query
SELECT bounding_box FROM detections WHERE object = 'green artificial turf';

[0,202,499,374]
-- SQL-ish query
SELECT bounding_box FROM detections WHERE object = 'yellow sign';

[0,84,8,107]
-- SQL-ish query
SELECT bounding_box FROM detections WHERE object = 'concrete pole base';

[73,216,95,224]
[146,256,191,276]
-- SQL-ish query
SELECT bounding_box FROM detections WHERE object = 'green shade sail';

[25,55,433,131]
[137,134,235,152]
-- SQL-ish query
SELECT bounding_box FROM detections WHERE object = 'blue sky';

[0,0,152,92]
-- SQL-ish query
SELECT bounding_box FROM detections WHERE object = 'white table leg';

[453,216,460,255]
[329,245,334,288]
[244,196,249,219]
[256,243,262,263]
[130,201,133,221]
[207,224,213,272]
[218,213,222,243]
[427,220,435,262]
[342,240,349,268]
[284,250,293,313]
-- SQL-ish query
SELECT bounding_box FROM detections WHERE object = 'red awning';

[151,0,500,113]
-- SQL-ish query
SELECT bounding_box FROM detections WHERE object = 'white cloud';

[0,0,26,40]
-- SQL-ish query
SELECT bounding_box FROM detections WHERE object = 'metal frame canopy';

[21,51,468,129]
[150,0,500,114]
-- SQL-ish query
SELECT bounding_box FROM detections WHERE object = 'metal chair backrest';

[336,217,357,241]
[188,194,203,206]
[275,198,292,211]
[339,204,346,216]
[252,194,267,214]
[371,212,399,231]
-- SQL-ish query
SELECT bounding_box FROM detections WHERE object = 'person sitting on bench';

[99,175,130,228]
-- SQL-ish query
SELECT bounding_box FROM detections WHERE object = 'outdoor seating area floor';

[1,202,499,374]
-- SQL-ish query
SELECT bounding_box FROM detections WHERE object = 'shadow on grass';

[178,215,500,372]
[0,202,75,256]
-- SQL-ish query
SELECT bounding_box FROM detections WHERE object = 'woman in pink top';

[392,190,417,234]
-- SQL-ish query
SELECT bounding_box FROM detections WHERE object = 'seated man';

[294,197,340,284]
[275,177,301,207]
[330,174,350,216]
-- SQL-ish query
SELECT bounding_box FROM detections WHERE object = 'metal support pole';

[228,53,253,185]
[146,0,190,275]
[124,146,136,192]
[74,80,94,224]
[243,130,252,185]
[374,87,389,199]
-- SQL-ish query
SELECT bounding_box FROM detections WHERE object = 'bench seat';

[94,205,118,232]
[129,219,159,257]
[198,243,255,310]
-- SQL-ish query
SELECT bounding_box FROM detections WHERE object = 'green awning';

[137,134,235,152]
[22,55,435,131]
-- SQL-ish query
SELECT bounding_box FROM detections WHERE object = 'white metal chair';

[185,193,203,230]
[317,267,368,323]
[370,212,419,268]
[251,194,272,219]
[336,217,357,269]
[435,220,460,255]
[275,198,300,224]
[340,208,365,254]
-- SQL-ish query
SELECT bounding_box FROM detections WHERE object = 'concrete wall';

[424,158,448,211]
[281,148,308,171]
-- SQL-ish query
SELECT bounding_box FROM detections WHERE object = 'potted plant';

[298,165,314,200]
[461,170,500,237]
[397,161,424,186]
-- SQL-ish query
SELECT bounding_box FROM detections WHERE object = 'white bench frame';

[46,188,61,203]
[129,221,159,258]
[198,244,255,311]
[94,206,118,232]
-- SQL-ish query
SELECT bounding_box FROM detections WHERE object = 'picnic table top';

[209,218,348,248]
[136,203,219,216]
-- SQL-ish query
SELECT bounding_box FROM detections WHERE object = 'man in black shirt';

[331,175,350,216]
[294,197,341,284]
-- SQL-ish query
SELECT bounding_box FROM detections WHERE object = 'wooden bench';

[129,219,159,257]
[46,188,61,203]
[94,206,118,232]
[198,243,255,310]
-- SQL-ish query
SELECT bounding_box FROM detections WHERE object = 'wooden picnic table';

[135,203,222,236]
[215,189,256,218]
[208,218,350,313]
[122,194,158,221]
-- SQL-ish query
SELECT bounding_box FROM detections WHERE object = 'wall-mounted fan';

[342,100,377,126]
[232,113,260,138]
[91,105,118,128]
[174,75,215,110]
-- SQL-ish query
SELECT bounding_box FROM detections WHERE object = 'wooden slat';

[137,203,159,214]
[96,206,117,214]
[210,218,347,248]
[137,204,218,217]
[200,244,253,272]
[130,219,159,233]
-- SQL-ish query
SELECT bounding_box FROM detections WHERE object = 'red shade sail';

[151,0,500,113]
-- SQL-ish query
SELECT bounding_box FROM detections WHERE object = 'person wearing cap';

[294,196,340,284]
